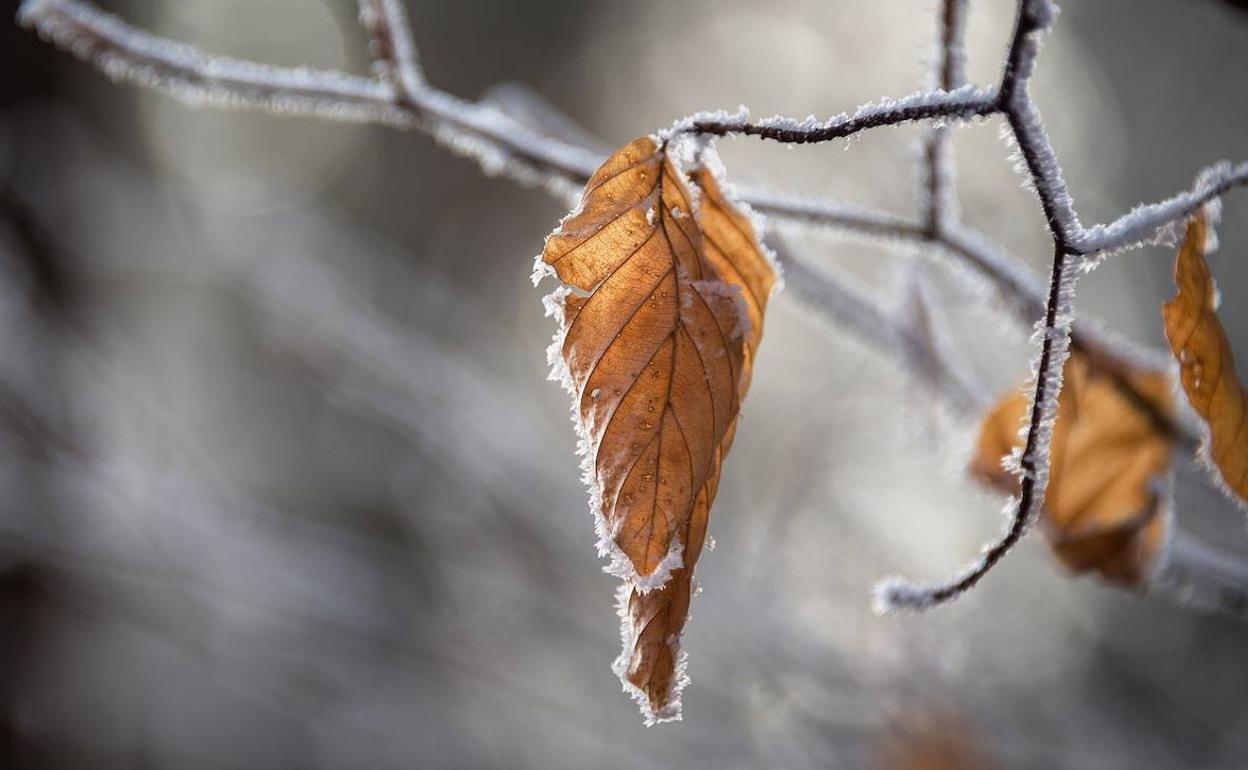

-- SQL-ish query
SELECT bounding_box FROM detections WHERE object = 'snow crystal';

[530,253,557,287]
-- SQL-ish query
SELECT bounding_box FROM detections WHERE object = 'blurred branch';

[775,238,988,417]
[920,0,966,235]
[356,0,426,100]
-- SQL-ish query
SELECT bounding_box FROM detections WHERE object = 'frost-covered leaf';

[971,354,1173,585]
[612,452,719,724]
[538,136,775,722]
[1162,215,1248,508]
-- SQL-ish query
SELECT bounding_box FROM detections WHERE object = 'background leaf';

[971,354,1173,585]
[1162,215,1248,508]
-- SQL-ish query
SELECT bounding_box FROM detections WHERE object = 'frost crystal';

[612,583,691,726]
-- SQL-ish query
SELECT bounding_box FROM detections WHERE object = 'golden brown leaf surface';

[971,354,1173,585]
[1162,216,1248,506]
[541,137,774,721]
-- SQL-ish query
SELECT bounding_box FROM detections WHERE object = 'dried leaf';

[1162,215,1248,507]
[540,137,775,722]
[873,714,990,770]
[971,354,1173,585]
[611,453,718,723]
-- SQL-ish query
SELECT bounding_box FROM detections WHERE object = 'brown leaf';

[1162,215,1248,506]
[540,137,775,721]
[873,714,990,770]
[970,354,1173,585]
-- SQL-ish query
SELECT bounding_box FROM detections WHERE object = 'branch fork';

[14,0,1248,616]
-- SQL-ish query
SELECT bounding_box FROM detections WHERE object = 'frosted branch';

[775,239,986,416]
[686,86,997,145]
[16,0,1248,614]
[878,244,1079,611]
[937,0,969,91]
[745,190,930,240]
[17,0,412,125]
[1153,530,1248,620]
[1075,161,1248,256]
[877,0,1219,610]
[356,0,427,101]
[20,0,1244,276]
[920,0,969,234]
[16,0,602,199]
[998,0,1083,249]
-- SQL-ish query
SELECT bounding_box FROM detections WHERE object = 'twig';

[356,0,425,99]
[773,238,987,417]
[877,0,1079,610]
[685,87,997,143]
[1155,530,1248,618]
[1074,161,1248,255]
[878,0,1247,610]
[18,0,1243,253]
[920,0,967,234]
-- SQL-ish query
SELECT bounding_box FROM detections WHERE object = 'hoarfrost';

[695,145,784,293]
[611,582,692,726]
[1074,161,1247,258]
[541,283,690,592]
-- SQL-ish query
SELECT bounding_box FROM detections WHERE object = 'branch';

[17,0,1239,350]
[17,0,601,199]
[17,0,411,124]
[685,86,997,144]
[19,0,1244,257]
[998,0,1083,251]
[876,0,1087,610]
[773,238,987,417]
[920,0,968,234]
[878,241,1079,611]
[1075,161,1248,256]
[17,0,1248,613]
[356,0,426,100]
[875,0,1248,610]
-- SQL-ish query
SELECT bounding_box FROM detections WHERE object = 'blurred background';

[2,0,1248,767]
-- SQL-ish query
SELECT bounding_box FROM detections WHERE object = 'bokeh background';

[2,0,1248,767]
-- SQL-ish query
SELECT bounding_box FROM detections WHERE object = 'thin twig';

[686,87,997,143]
[879,0,1079,610]
[921,0,967,234]
[356,0,426,99]
[773,237,986,416]
[1074,161,1248,255]
[878,241,1078,611]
